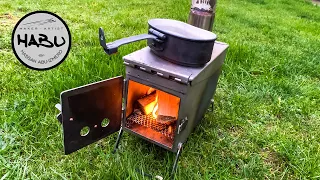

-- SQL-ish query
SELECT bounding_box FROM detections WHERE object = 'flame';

[144,102,156,115]
[152,103,158,119]
[142,89,158,119]
[152,92,158,119]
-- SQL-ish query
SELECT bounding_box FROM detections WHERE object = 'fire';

[152,103,158,119]
[137,88,159,119]
[143,101,157,115]
[150,90,158,119]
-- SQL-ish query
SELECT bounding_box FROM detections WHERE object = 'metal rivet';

[69,117,73,121]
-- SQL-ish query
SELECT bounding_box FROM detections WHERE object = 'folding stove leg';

[171,142,183,178]
[113,127,124,153]
[208,99,214,112]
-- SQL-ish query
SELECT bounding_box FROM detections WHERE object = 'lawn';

[0,0,320,179]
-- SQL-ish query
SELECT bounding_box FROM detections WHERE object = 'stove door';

[60,76,123,154]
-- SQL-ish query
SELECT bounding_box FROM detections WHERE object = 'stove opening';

[125,80,180,148]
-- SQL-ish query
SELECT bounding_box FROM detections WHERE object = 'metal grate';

[126,114,176,140]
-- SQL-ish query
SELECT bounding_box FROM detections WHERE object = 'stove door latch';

[178,117,188,134]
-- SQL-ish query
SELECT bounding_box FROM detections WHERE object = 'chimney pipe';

[187,0,217,31]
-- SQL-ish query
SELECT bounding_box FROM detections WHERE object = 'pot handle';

[99,28,166,55]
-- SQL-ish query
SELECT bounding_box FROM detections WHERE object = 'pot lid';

[148,18,217,41]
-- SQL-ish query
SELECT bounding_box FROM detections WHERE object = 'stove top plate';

[123,41,228,85]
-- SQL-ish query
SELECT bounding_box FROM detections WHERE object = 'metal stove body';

[122,42,228,152]
[55,41,228,175]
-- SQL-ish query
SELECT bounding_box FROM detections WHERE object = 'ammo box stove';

[55,42,228,175]
[56,3,227,174]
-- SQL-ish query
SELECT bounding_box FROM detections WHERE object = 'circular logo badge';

[12,11,71,70]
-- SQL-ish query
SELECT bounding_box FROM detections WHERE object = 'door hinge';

[178,117,188,134]
[121,79,127,123]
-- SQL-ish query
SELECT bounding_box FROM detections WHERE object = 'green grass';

[1,0,320,179]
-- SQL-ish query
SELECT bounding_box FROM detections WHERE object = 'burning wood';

[136,91,157,115]
[135,89,178,128]
[133,108,143,115]
[156,115,176,125]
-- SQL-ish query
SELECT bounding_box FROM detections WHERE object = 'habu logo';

[12,11,71,70]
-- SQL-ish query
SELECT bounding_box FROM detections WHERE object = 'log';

[156,115,176,125]
[137,91,157,115]
[133,108,143,115]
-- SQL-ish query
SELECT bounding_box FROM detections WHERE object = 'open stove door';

[58,76,123,154]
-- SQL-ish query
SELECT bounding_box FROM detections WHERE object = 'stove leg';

[171,142,183,178]
[113,127,123,153]
[208,99,214,112]
[211,99,214,111]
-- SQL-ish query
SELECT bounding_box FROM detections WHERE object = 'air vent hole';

[101,118,110,127]
[80,126,90,136]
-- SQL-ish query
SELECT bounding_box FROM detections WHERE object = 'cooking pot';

[99,19,217,67]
